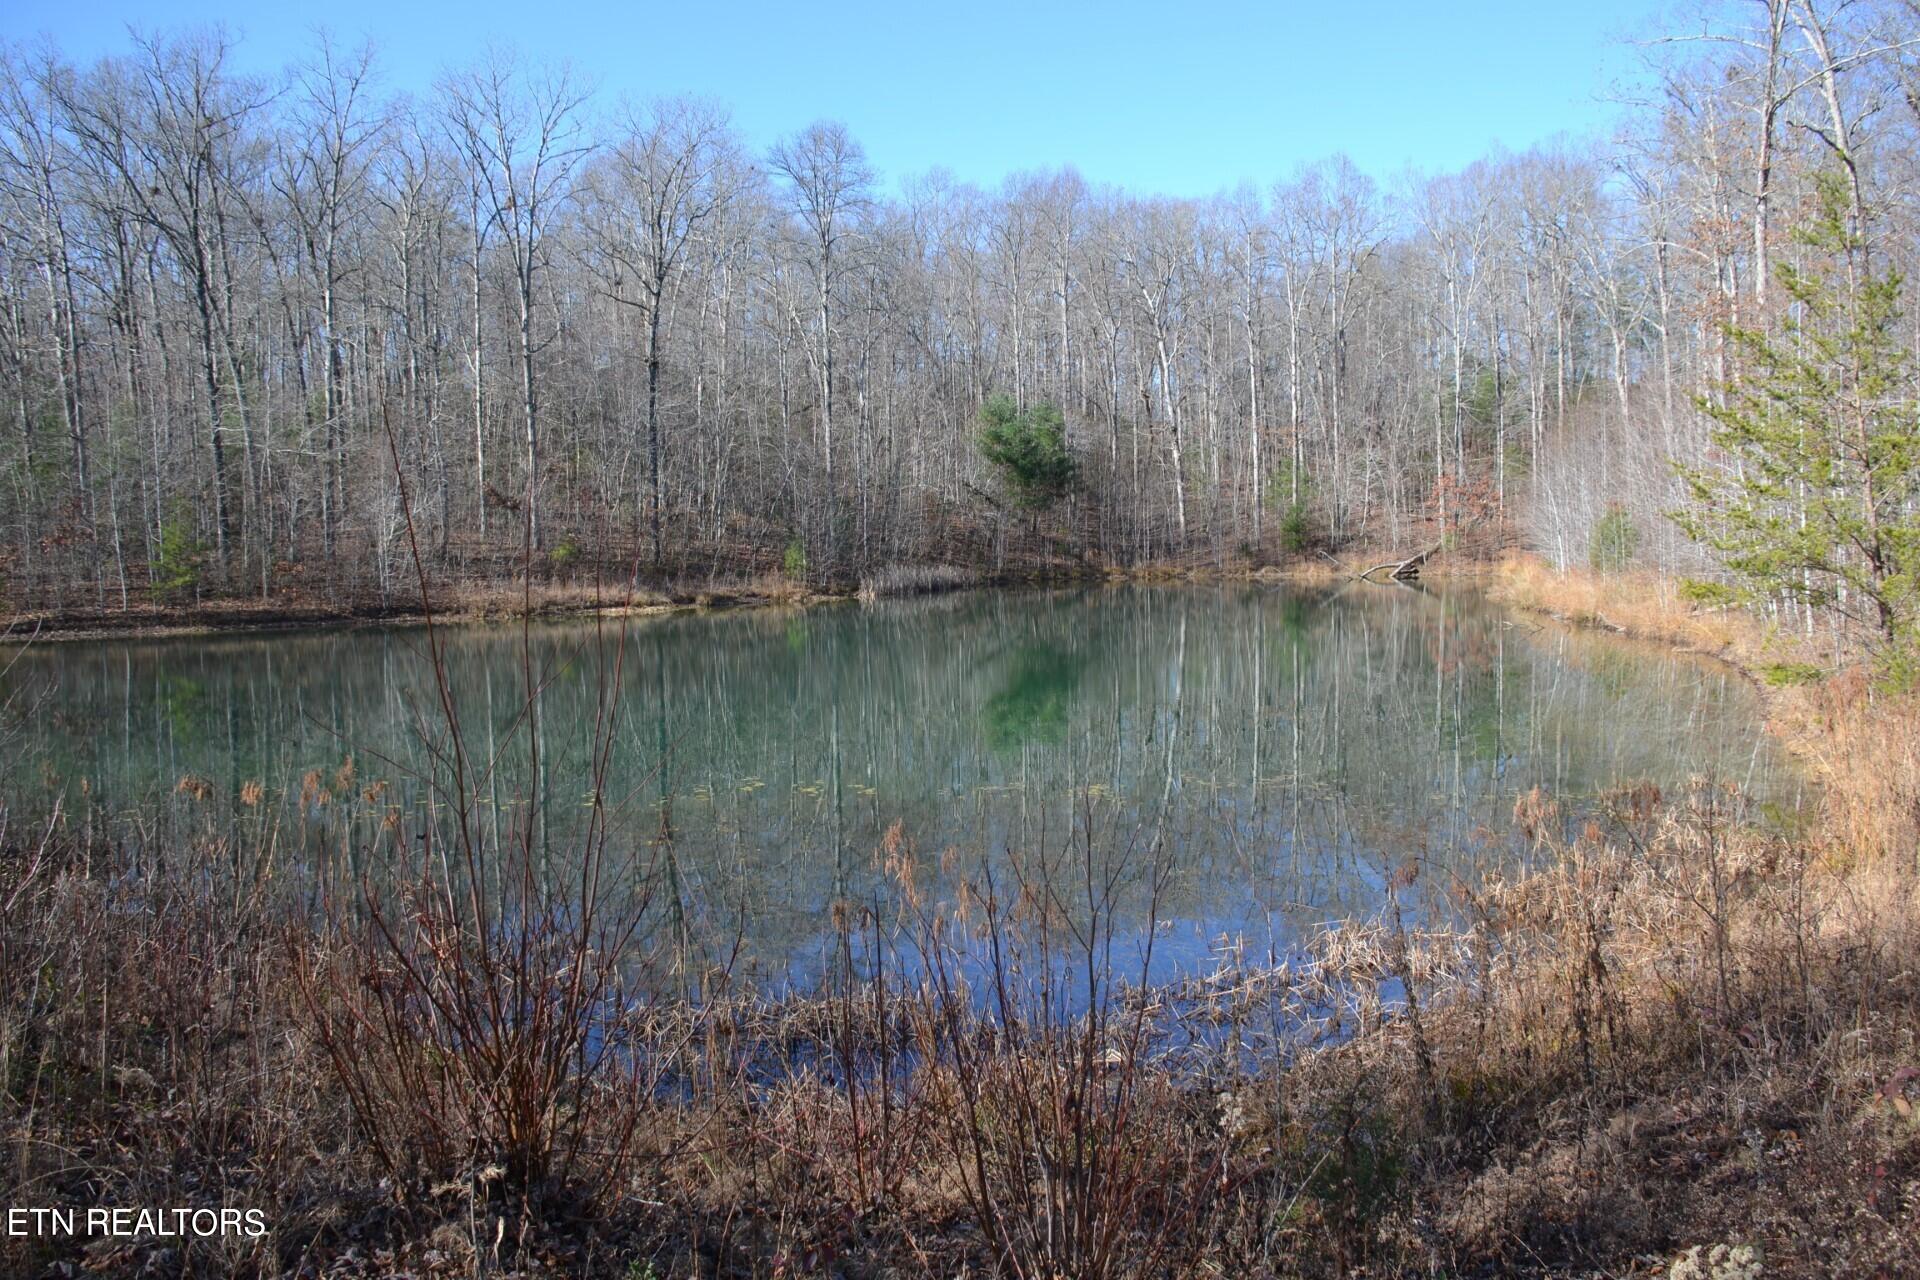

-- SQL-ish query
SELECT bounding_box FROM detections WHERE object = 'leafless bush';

[876,813,1220,1278]
[291,444,677,1210]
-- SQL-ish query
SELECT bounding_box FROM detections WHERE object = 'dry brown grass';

[1489,553,1755,659]
[1098,552,1346,584]
[1374,783,1920,1276]
[0,847,355,1278]
[705,571,818,606]
[5,786,1918,1277]
[856,563,977,599]
[6,571,838,640]
[1780,669,1920,866]
[1254,557,1351,586]
[439,579,668,618]
[430,573,842,618]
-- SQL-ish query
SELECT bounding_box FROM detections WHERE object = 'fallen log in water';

[1358,541,1443,582]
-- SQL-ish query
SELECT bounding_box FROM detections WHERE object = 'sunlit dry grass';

[1489,553,1752,658]
[439,579,667,618]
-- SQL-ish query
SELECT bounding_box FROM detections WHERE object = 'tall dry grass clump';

[857,563,977,600]
[442,579,667,619]
[1788,669,1920,866]
[1428,782,1917,1273]
[1,836,345,1277]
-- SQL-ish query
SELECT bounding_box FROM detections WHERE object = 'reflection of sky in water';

[2,585,1807,985]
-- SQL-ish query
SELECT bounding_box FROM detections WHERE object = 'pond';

[0,585,1804,988]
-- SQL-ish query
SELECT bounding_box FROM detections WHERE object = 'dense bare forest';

[1,2,1917,612]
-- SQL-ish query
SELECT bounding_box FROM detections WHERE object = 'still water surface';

[2,586,1802,985]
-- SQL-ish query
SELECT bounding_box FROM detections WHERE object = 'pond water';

[0,585,1804,987]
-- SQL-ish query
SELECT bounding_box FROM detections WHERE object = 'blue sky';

[8,1,1671,196]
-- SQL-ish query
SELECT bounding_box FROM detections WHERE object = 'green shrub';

[1589,505,1640,573]
[977,396,1077,510]
[1277,502,1315,554]
[1872,640,1920,695]
[1264,462,1321,554]
[154,511,203,600]
[782,539,808,583]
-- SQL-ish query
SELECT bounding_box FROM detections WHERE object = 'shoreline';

[2,556,1375,643]
[1480,557,1778,692]
[2,585,855,645]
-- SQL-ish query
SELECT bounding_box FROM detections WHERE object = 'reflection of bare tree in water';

[2,586,1806,981]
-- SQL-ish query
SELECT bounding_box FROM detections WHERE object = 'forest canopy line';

[1,4,1917,633]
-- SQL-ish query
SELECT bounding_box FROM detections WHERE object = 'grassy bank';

[2,560,1917,1278]
[8,560,1131,641]
[1,576,843,643]
[3,545,1397,641]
